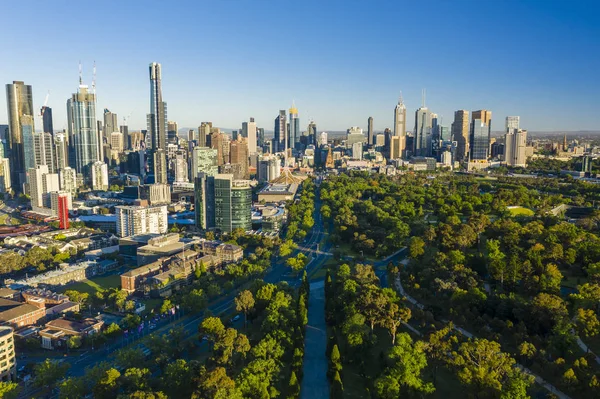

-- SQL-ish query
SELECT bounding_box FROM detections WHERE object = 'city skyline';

[1,1,598,132]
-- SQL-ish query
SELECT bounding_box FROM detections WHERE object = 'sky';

[1,0,599,133]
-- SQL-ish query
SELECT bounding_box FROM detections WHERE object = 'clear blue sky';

[1,0,599,133]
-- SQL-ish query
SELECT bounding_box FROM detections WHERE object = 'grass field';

[507,206,535,216]
[57,274,121,294]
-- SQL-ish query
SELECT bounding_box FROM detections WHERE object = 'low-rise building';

[120,261,163,294]
[40,317,103,350]
[257,183,299,202]
[0,298,46,328]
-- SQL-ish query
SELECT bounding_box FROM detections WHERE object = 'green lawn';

[507,206,535,216]
[57,274,121,294]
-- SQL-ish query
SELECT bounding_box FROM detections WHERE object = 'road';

[19,183,332,397]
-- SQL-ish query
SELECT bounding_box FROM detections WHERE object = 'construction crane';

[39,91,50,118]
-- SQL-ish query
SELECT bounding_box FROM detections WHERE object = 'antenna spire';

[78,61,83,85]
[399,91,404,105]
[92,61,96,94]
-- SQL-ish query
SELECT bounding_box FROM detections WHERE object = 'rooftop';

[0,298,42,322]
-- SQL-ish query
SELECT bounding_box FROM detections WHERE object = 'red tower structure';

[57,194,69,229]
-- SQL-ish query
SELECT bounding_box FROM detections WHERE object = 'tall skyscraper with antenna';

[6,81,34,190]
[414,89,433,157]
[393,93,407,157]
[147,62,167,183]
[67,79,100,178]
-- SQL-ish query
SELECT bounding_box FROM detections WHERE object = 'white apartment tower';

[115,205,168,237]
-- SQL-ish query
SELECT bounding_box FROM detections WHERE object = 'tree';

[104,322,122,338]
[575,308,600,338]
[121,314,141,330]
[197,366,238,398]
[380,302,411,345]
[288,370,300,398]
[116,348,146,370]
[452,338,531,397]
[122,368,151,393]
[408,237,425,259]
[376,333,435,396]
[59,377,85,399]
[123,392,168,399]
[330,370,344,399]
[235,290,255,328]
[93,368,121,399]
[160,299,173,314]
[424,323,457,384]
[34,359,71,388]
[0,381,20,399]
[162,359,192,398]
[200,317,226,341]
[184,288,207,312]
[359,286,388,335]
[67,335,82,349]
[487,239,507,289]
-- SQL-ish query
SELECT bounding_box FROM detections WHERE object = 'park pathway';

[300,281,329,399]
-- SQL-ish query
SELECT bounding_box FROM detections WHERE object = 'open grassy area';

[57,274,121,294]
[507,206,535,216]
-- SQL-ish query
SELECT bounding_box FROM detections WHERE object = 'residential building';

[102,109,118,144]
[167,121,178,144]
[91,161,108,191]
[29,165,59,209]
[390,136,402,160]
[0,327,16,381]
[351,142,363,160]
[110,132,124,152]
[289,105,300,150]
[319,132,328,146]
[173,152,188,183]
[147,63,168,184]
[198,122,211,147]
[33,131,56,173]
[504,129,528,167]
[191,147,218,179]
[139,183,171,205]
[367,117,374,145]
[115,204,168,237]
[273,110,286,153]
[230,138,250,179]
[6,80,34,189]
[67,84,101,179]
[241,117,257,154]
[452,110,469,161]
[59,167,77,199]
[214,174,251,233]
[258,156,281,183]
[506,116,520,131]
[54,133,68,170]
[50,191,71,229]
[470,110,492,161]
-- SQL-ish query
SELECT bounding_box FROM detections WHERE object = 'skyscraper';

[147,62,168,184]
[214,174,251,233]
[54,133,68,171]
[273,110,286,152]
[230,137,250,179]
[67,84,100,178]
[241,118,257,154]
[42,106,53,135]
[103,109,118,143]
[194,173,215,230]
[115,204,168,237]
[505,116,520,131]
[451,110,469,161]
[191,147,218,179]
[414,106,432,157]
[198,122,212,147]
[51,191,71,229]
[33,131,56,173]
[307,120,317,146]
[393,94,407,157]
[504,129,527,167]
[6,81,34,189]
[0,158,11,193]
[289,104,300,150]
[91,161,109,191]
[367,117,374,145]
[469,110,492,161]
[167,121,178,144]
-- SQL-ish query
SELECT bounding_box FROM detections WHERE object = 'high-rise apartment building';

[505,116,520,131]
[91,161,108,191]
[6,81,34,189]
[274,110,287,153]
[319,132,328,146]
[469,110,492,161]
[140,183,171,205]
[198,122,212,147]
[214,174,251,233]
[29,165,59,209]
[289,105,300,150]
[451,110,469,161]
[115,204,168,237]
[191,147,218,179]
[54,133,68,171]
[147,62,168,184]
[0,327,16,381]
[307,120,317,146]
[174,152,188,183]
[50,191,71,229]
[257,156,281,183]
[209,131,230,166]
[167,121,178,144]
[42,106,53,135]
[230,138,250,180]
[394,95,407,156]
[367,117,374,145]
[67,84,100,178]
[110,132,124,152]
[504,129,527,167]
[103,109,118,143]
[33,132,56,173]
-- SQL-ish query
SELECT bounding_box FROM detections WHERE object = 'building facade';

[115,205,168,237]
[451,110,469,161]
[6,81,34,189]
[470,110,492,161]
[67,85,101,178]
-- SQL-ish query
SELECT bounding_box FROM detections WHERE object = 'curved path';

[385,257,572,399]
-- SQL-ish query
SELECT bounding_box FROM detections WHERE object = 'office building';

[346,127,366,148]
[390,136,402,160]
[506,116,520,131]
[6,81,34,189]
[110,132,124,152]
[191,147,218,179]
[198,122,211,147]
[0,158,11,192]
[116,204,168,237]
[50,191,71,229]
[289,105,300,149]
[67,84,100,178]
[91,161,108,191]
[470,110,492,161]
[414,104,432,157]
[230,137,250,179]
[394,95,407,156]
[351,142,363,160]
[0,327,16,381]
[173,152,188,183]
[140,183,171,205]
[42,106,53,135]
[194,173,215,229]
[319,132,328,146]
[257,127,265,150]
[214,174,251,233]
[274,110,287,153]
[504,128,528,167]
[59,167,77,199]
[307,120,317,146]
[147,62,168,184]
[209,131,230,166]
[367,116,374,145]
[241,118,257,154]
[452,110,470,161]
[167,121,178,144]
[258,156,281,182]
[103,109,118,143]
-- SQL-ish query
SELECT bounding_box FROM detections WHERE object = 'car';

[232,315,241,322]
[149,324,156,330]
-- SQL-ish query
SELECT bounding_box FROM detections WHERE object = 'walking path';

[300,281,329,399]
[392,264,572,399]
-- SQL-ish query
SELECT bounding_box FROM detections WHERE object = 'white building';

[351,142,363,160]
[0,158,11,192]
[242,118,257,154]
[504,129,528,167]
[110,132,124,152]
[319,132,328,146]
[50,191,72,216]
[91,161,109,191]
[174,155,188,183]
[29,165,59,208]
[115,205,168,237]
[60,167,78,199]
